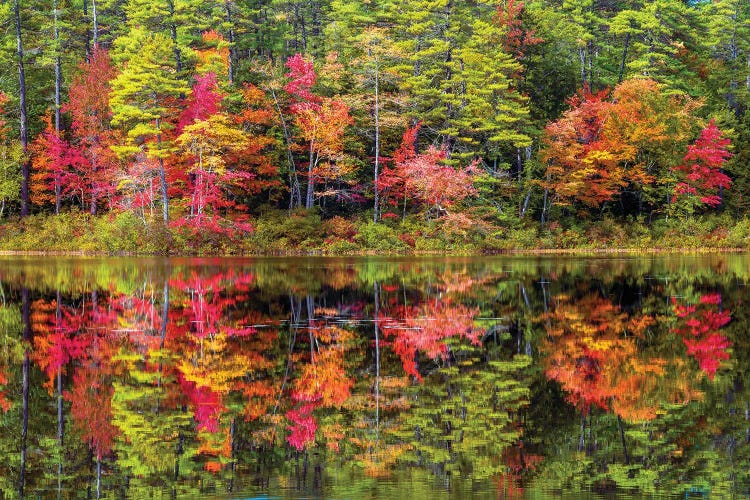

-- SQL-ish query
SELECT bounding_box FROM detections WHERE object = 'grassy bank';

[1,209,749,256]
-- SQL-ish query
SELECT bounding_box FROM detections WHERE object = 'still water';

[0,255,747,498]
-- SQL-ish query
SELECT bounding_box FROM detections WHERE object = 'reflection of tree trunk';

[57,290,65,498]
[374,282,380,441]
[161,279,169,348]
[578,408,586,452]
[228,418,236,492]
[274,295,300,418]
[306,295,315,360]
[96,456,101,500]
[520,283,533,355]
[618,415,630,464]
[20,287,31,497]
[516,320,522,354]
[541,278,550,320]
[156,280,170,415]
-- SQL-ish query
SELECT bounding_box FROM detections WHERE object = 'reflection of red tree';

[171,270,256,339]
[32,299,91,391]
[382,302,483,379]
[542,294,673,422]
[0,367,10,412]
[169,270,268,471]
[286,402,318,451]
[67,360,118,459]
[672,293,731,379]
[179,374,225,433]
[495,444,544,496]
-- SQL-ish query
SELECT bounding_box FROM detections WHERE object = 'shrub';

[355,222,408,252]
[323,216,358,241]
[726,218,750,248]
[251,208,323,252]
[325,239,359,255]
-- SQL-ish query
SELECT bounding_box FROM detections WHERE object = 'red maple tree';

[673,119,732,208]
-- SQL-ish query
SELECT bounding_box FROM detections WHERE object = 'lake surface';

[0,255,747,498]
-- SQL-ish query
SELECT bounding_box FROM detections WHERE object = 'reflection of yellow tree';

[285,325,356,450]
[346,375,412,478]
[292,326,354,407]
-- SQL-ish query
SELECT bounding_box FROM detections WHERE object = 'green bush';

[414,236,449,252]
[251,208,324,252]
[726,218,750,248]
[506,227,540,249]
[355,222,408,252]
[91,212,146,253]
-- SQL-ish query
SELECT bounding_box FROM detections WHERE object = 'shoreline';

[0,247,745,258]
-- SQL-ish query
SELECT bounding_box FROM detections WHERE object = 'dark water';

[0,255,747,498]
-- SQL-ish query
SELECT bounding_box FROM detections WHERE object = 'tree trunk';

[373,56,380,223]
[579,48,586,88]
[96,456,101,500]
[92,0,98,45]
[520,189,532,218]
[270,89,301,209]
[167,0,181,72]
[14,0,30,216]
[618,32,630,83]
[53,20,62,219]
[155,118,169,222]
[305,145,315,209]
[225,1,235,83]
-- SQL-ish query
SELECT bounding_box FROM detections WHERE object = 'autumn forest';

[0,0,748,253]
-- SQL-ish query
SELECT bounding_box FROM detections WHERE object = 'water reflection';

[0,256,747,497]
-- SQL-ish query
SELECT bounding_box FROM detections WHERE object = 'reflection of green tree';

[391,348,532,480]
[110,348,196,484]
[0,303,23,496]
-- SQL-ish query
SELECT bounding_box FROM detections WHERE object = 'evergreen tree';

[391,0,531,166]
[110,28,189,222]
